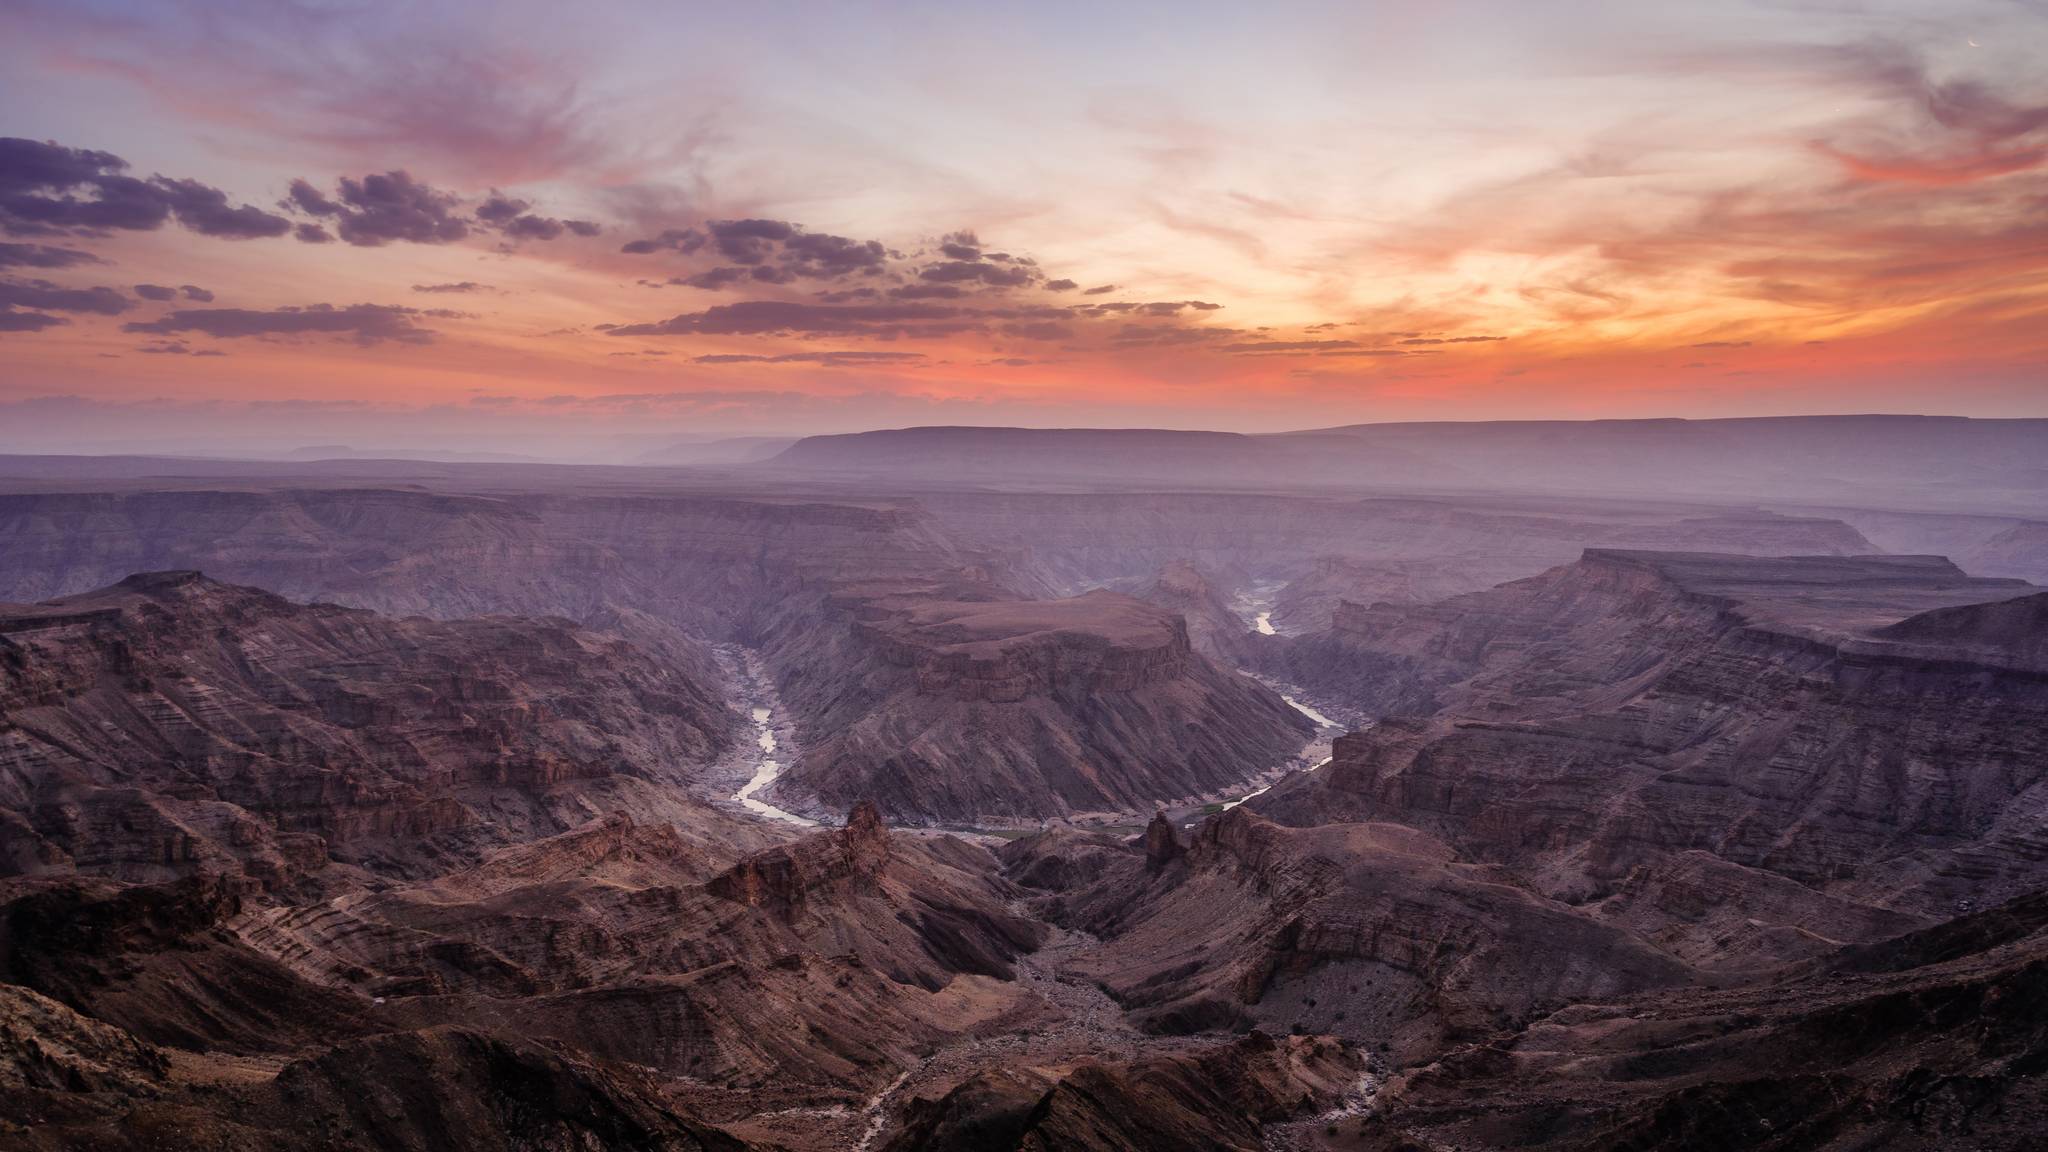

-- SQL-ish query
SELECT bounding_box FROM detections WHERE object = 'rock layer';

[1007,809,1691,1058]
[0,572,739,886]
[1260,550,2048,946]
[765,587,1314,822]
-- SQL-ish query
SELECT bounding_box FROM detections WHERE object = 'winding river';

[1205,578,1357,817]
[719,647,818,827]
[1234,579,1285,637]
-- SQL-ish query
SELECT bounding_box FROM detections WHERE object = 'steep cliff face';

[1007,809,1692,1058]
[1349,889,2048,1152]
[1270,548,2040,715]
[0,488,972,639]
[1263,547,1740,716]
[881,1032,1363,1152]
[1130,559,1262,666]
[763,587,1314,823]
[1874,589,2048,668]
[1960,518,2048,584]
[853,592,1200,701]
[706,799,893,914]
[0,1004,755,1151]
[1257,551,2048,931]
[227,807,1044,1091]
[0,572,739,885]
[1267,554,1512,633]
[0,874,373,1054]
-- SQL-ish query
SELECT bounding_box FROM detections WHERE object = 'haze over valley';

[4,1,2048,1148]
[0,415,2044,1149]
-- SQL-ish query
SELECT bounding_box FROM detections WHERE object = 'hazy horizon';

[3,409,2043,466]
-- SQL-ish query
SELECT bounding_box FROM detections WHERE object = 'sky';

[1,0,2045,458]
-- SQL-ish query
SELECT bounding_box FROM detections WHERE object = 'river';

[1210,578,1357,817]
[717,646,818,828]
[1233,579,1286,636]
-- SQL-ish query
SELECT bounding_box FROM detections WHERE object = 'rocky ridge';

[0,572,743,887]
[761,585,1314,823]
[1258,550,2048,953]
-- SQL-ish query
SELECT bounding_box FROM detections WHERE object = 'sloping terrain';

[1346,889,2048,1151]
[1006,812,1692,1060]
[881,1031,1363,1152]
[761,586,1313,823]
[1258,551,2048,953]
[0,811,1359,1151]
[0,572,743,886]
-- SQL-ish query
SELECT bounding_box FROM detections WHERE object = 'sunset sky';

[2,0,2045,457]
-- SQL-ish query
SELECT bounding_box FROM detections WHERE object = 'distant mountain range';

[756,415,2048,512]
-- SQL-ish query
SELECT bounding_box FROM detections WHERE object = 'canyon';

[1,417,2045,1150]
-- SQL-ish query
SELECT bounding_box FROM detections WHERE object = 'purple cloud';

[706,218,796,264]
[691,350,927,365]
[609,300,968,338]
[475,194,530,225]
[620,228,705,255]
[1222,339,1361,353]
[0,242,103,269]
[919,260,1032,286]
[474,191,598,242]
[285,171,468,246]
[0,137,289,239]
[0,278,131,314]
[677,267,753,290]
[780,231,887,277]
[136,340,226,356]
[123,302,439,345]
[0,310,64,332]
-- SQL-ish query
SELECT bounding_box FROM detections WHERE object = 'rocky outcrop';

[708,800,893,914]
[1262,511,1877,633]
[764,586,1314,823]
[1131,559,1262,665]
[1262,546,1738,715]
[1352,888,2048,1151]
[1143,812,1183,873]
[225,810,1044,1092]
[1961,518,2048,584]
[0,572,739,885]
[1874,589,2048,669]
[0,983,168,1099]
[259,1027,755,1152]
[0,875,371,1053]
[0,1015,756,1151]
[1259,551,2048,937]
[1009,809,1693,1057]
[881,1032,1363,1152]
[852,591,1198,701]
